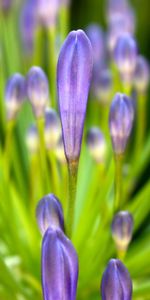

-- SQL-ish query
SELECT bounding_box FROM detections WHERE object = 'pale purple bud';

[114,34,137,82]
[26,66,49,118]
[26,124,39,154]
[101,259,132,300]
[37,0,60,28]
[42,227,78,300]
[107,0,133,25]
[86,127,106,163]
[86,24,105,66]
[111,211,133,251]
[55,136,66,164]
[20,0,37,54]
[36,194,64,235]
[57,30,93,163]
[109,93,134,154]
[5,73,26,121]
[44,108,61,150]
[133,55,150,93]
[94,69,113,103]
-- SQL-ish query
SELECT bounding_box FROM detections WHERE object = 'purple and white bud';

[5,73,26,121]
[26,66,49,118]
[55,136,66,164]
[114,34,137,82]
[111,211,133,251]
[109,93,134,154]
[37,0,60,28]
[42,227,78,300]
[101,258,132,300]
[86,127,106,163]
[44,108,61,150]
[36,194,64,235]
[86,24,105,66]
[94,69,113,103]
[57,30,93,163]
[26,124,39,154]
[133,55,150,94]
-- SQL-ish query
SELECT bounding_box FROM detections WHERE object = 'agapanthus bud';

[26,66,49,118]
[109,93,134,154]
[111,211,133,251]
[26,124,39,154]
[5,73,26,121]
[94,69,112,103]
[55,136,66,164]
[86,127,106,163]
[36,194,64,235]
[37,0,60,28]
[42,227,78,300]
[133,55,150,94]
[101,259,132,300]
[86,24,105,66]
[57,30,93,163]
[114,34,137,82]
[44,108,61,150]
[20,0,37,54]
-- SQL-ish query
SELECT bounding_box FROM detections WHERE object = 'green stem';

[48,27,56,108]
[59,6,69,42]
[135,92,146,158]
[114,154,123,212]
[48,151,60,196]
[67,160,78,238]
[3,120,15,182]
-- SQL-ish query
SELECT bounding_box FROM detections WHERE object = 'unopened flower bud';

[86,127,106,163]
[109,93,134,154]
[57,30,93,163]
[111,211,133,251]
[26,124,39,154]
[86,24,105,66]
[37,0,60,28]
[114,34,137,82]
[133,55,150,94]
[36,194,64,235]
[55,136,66,164]
[101,258,132,300]
[42,227,78,300]
[26,66,49,118]
[5,73,26,121]
[44,108,61,150]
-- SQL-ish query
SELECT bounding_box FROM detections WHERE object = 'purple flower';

[109,93,134,154]
[57,30,93,163]
[42,227,78,300]
[133,55,150,93]
[111,211,133,251]
[36,194,64,235]
[5,73,26,121]
[26,124,39,153]
[37,0,60,28]
[44,108,61,150]
[101,259,132,300]
[93,69,112,103]
[114,33,137,82]
[26,66,49,118]
[20,0,37,54]
[86,127,106,163]
[86,24,105,66]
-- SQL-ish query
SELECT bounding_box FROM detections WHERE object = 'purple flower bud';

[26,66,49,118]
[86,127,106,163]
[86,24,105,66]
[44,108,61,150]
[94,69,113,103]
[114,34,137,82]
[109,93,134,154]
[101,258,132,300]
[57,30,93,163]
[37,0,60,28]
[111,211,133,251]
[36,194,64,235]
[20,0,37,54]
[133,55,150,93]
[55,136,66,164]
[5,73,26,121]
[42,227,78,300]
[26,124,39,154]
[107,0,133,26]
